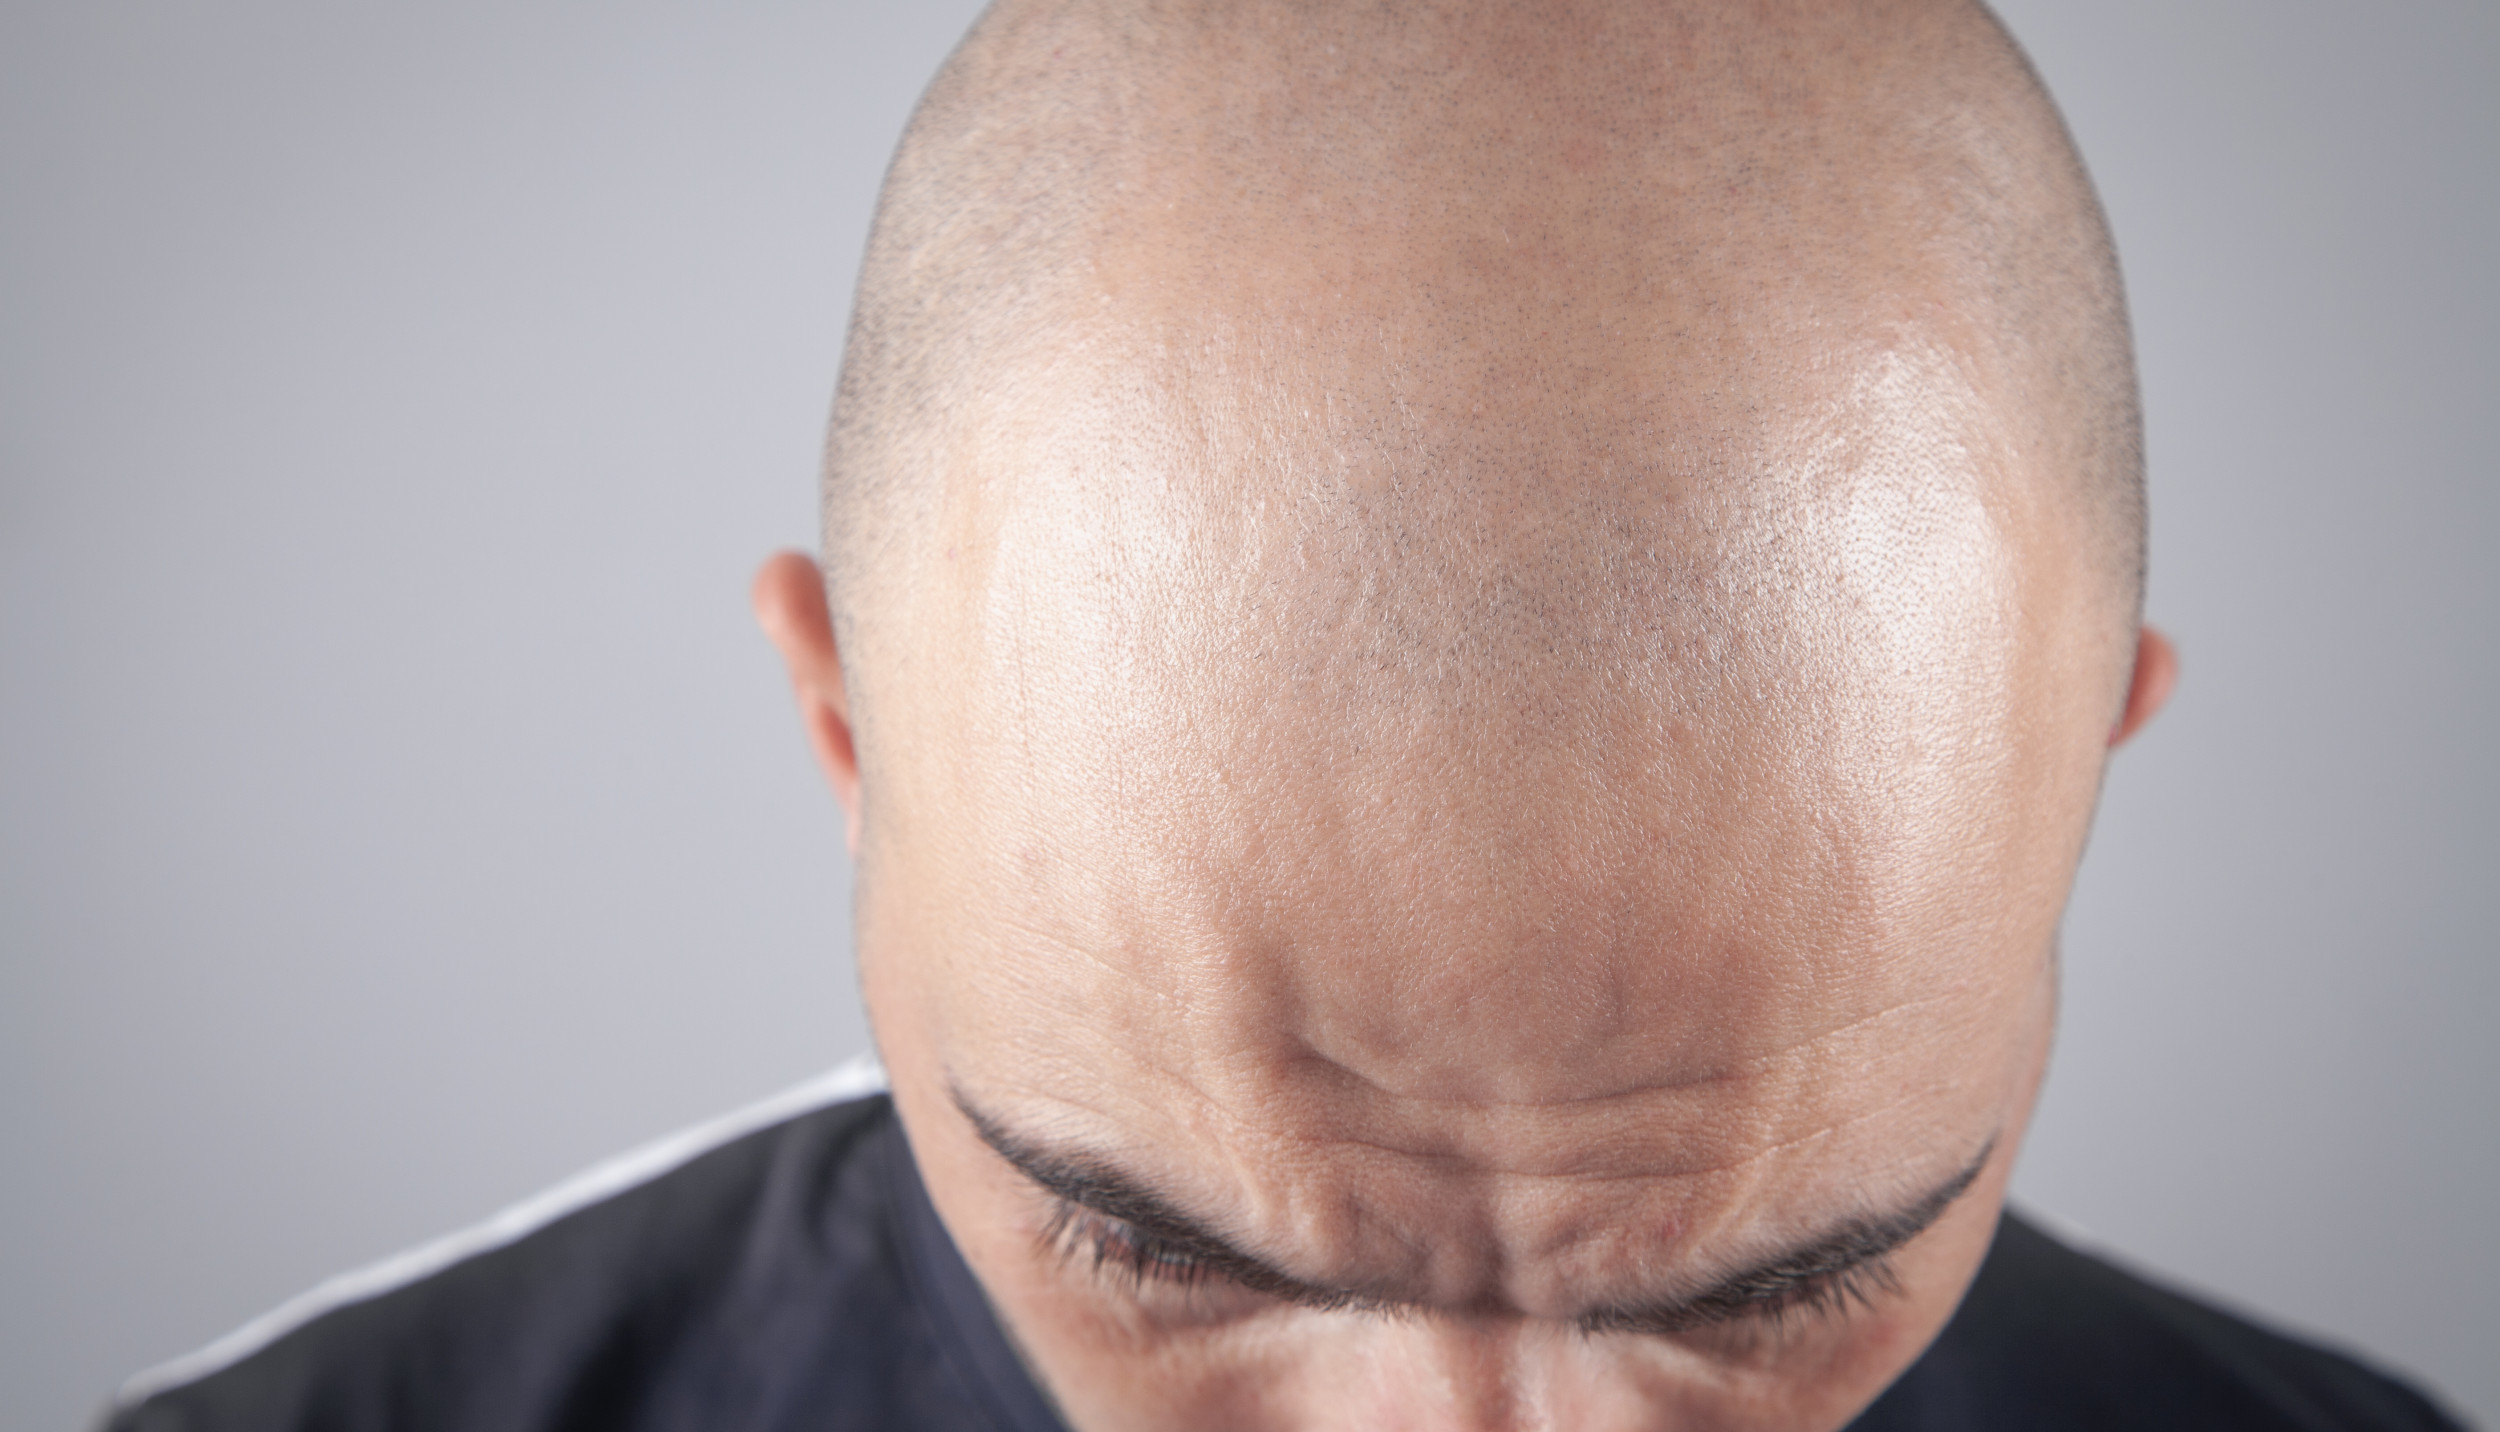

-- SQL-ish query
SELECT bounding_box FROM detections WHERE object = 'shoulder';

[101,1061,961,1432]
[1856,1210,2466,1432]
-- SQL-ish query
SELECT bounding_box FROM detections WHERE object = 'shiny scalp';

[819,0,2144,709]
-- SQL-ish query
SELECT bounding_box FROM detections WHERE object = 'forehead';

[900,610,2049,1145]
[855,154,2116,1270]
[901,720,2045,1312]
[877,306,2096,1110]
[855,329,2101,1319]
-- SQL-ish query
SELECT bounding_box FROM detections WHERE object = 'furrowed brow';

[956,1084,1994,1332]
[1576,1138,1997,1336]
[952,1087,1374,1312]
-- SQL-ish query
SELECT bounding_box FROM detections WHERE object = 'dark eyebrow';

[954,1087,1378,1312]
[1575,1139,1995,1335]
[954,1083,1993,1331]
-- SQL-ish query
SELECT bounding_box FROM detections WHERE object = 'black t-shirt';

[103,1089,2463,1432]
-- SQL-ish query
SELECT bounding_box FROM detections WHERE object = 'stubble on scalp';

[825,0,2138,657]
[817,0,2145,927]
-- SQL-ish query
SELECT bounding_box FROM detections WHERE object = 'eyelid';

[1048,1196,1904,1334]
[1582,1254,1907,1337]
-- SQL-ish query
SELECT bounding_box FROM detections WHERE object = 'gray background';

[2,1,2491,1427]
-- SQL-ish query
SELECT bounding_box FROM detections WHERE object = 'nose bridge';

[1365,1314,1543,1432]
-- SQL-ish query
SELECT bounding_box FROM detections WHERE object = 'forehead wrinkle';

[1262,985,1964,1117]
[1106,1009,2003,1203]
[1266,1070,1965,1188]
[962,987,2019,1314]
[999,1050,1989,1209]
[977,910,1175,1002]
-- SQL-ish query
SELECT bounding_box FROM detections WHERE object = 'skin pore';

[757,1,2180,1427]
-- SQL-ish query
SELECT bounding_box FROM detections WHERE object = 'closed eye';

[967,1085,1988,1337]
[1044,1202,1230,1292]
[1577,1253,1906,1336]
[1047,1195,1904,1333]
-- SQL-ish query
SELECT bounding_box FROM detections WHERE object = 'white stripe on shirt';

[114,1051,892,1412]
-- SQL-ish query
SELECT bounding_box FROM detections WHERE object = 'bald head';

[777,6,2162,1426]
[824,0,2139,680]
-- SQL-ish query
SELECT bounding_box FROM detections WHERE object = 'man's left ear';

[753,551,864,850]
[2110,624,2179,748]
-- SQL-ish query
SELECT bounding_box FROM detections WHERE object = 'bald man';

[106,2,2460,1430]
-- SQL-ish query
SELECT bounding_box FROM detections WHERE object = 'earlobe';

[752,551,864,850]
[2109,625,2179,748]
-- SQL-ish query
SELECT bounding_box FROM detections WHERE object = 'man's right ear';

[753,551,863,851]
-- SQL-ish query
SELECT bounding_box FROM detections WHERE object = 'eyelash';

[1044,1202,1225,1293]
[1043,1198,1903,1332]
[1727,1256,1904,1333]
